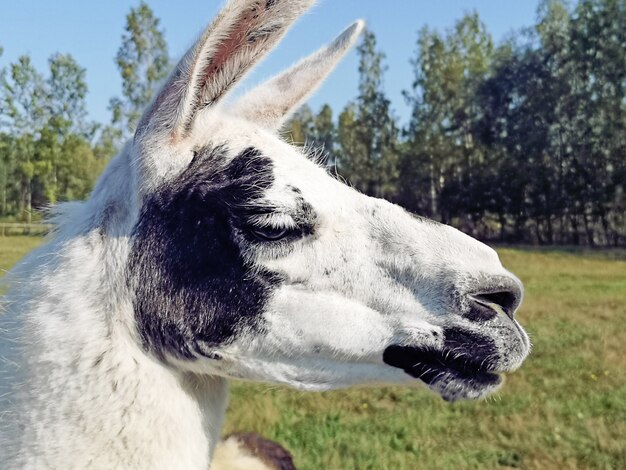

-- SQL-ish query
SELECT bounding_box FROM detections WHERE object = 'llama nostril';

[470,291,517,318]
[466,277,523,321]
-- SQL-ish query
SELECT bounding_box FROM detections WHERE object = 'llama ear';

[136,0,316,143]
[231,21,365,131]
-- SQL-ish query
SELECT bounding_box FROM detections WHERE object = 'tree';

[338,30,398,199]
[0,56,48,133]
[476,41,553,242]
[47,53,92,138]
[402,13,494,234]
[283,104,315,147]
[110,2,170,140]
[567,0,626,245]
[471,0,625,245]
[0,53,102,218]
[0,45,10,214]
[0,56,48,221]
[42,53,99,204]
[285,104,337,167]
[312,104,336,166]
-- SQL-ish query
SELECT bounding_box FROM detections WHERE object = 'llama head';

[126,0,530,402]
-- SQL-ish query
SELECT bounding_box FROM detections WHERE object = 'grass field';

[1,237,625,469]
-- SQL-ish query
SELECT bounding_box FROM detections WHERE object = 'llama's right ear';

[135,0,316,144]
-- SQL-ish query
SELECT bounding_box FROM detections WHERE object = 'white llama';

[0,1,530,468]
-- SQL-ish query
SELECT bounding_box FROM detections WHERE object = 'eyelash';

[238,206,315,244]
[249,225,293,242]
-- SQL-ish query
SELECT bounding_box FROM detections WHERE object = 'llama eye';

[250,225,291,241]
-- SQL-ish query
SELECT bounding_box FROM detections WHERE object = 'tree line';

[0,3,168,222]
[1,0,624,245]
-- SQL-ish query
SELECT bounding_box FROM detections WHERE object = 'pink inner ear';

[199,1,276,106]
[138,0,288,142]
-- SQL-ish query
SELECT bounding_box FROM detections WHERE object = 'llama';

[0,0,530,468]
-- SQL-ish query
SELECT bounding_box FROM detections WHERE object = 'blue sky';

[0,1,540,126]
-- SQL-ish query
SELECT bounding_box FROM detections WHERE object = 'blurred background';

[0,1,624,469]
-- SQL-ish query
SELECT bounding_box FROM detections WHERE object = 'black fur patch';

[226,432,296,470]
[382,327,500,386]
[128,146,281,360]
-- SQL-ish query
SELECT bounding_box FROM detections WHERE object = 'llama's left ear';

[231,20,365,131]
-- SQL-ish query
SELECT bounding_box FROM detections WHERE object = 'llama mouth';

[382,344,502,397]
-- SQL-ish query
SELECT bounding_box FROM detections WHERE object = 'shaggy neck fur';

[1,151,228,469]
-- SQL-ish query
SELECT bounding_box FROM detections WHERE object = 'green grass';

[0,236,46,276]
[2,238,625,469]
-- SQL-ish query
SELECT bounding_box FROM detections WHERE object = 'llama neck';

[12,304,229,469]
[3,201,230,468]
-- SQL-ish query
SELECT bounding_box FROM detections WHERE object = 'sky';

[0,1,540,126]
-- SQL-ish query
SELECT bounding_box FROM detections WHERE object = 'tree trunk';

[498,213,506,242]
[599,210,610,247]
[534,219,544,245]
[546,216,554,245]
[582,212,594,246]
[429,157,437,219]
[569,215,580,245]
[25,179,32,224]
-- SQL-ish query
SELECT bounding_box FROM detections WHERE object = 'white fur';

[231,20,366,130]
[212,437,273,470]
[0,1,530,468]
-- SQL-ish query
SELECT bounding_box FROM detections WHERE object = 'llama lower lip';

[382,345,501,388]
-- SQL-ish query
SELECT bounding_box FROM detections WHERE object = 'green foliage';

[1,0,624,245]
[313,104,337,166]
[285,104,315,146]
[109,1,170,139]
[401,12,494,233]
[285,103,338,167]
[397,2,625,245]
[338,30,399,199]
[0,51,106,220]
[0,55,48,132]
[0,2,171,220]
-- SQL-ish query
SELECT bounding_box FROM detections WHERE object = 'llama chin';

[0,1,529,468]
